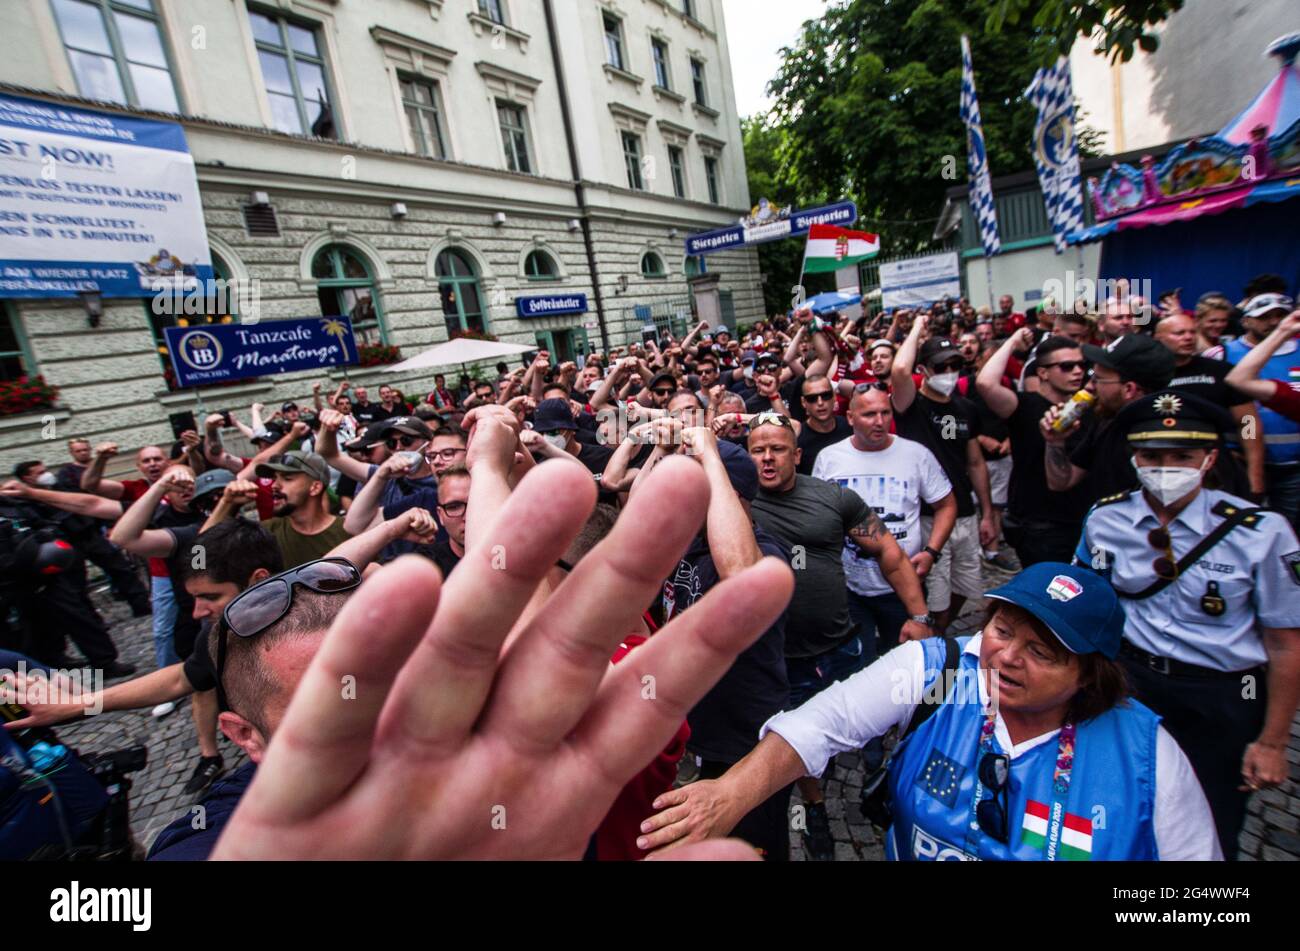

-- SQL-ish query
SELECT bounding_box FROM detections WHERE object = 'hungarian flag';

[1021,800,1092,860]
[802,224,880,274]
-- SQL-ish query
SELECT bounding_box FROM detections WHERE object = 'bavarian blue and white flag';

[1026,56,1086,253]
[960,36,1000,256]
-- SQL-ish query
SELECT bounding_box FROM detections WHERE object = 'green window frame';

[497,100,532,174]
[704,156,720,204]
[51,0,181,112]
[640,251,666,278]
[312,245,386,346]
[622,132,644,191]
[436,248,488,336]
[668,145,686,199]
[248,6,337,138]
[0,303,38,384]
[399,73,448,159]
[524,249,560,281]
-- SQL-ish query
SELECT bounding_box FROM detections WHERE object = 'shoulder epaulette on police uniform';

[1095,491,1132,507]
[1210,500,1264,529]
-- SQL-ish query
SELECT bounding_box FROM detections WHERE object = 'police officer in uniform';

[1074,390,1300,859]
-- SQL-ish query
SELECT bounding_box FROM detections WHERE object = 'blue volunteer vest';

[885,637,1160,861]
[1225,338,1300,465]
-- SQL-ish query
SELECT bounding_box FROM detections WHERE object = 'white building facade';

[0,0,762,472]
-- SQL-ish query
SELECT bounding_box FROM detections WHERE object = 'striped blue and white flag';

[1026,56,1086,253]
[960,36,1000,256]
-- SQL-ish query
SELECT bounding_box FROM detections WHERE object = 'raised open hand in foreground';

[212,456,793,859]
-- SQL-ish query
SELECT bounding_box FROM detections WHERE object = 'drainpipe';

[542,0,612,355]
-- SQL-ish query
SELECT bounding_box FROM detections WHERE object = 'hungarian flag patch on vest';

[1021,800,1093,860]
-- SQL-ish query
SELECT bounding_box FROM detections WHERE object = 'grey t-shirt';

[751,474,870,659]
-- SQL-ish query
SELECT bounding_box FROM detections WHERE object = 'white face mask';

[1132,456,1210,506]
[743,365,754,381]
[36,472,57,487]
[543,433,568,450]
[927,371,960,397]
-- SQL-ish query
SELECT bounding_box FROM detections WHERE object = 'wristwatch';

[909,613,935,627]
[923,545,943,562]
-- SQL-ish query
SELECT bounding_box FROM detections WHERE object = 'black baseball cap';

[344,420,389,452]
[919,337,962,368]
[377,416,433,440]
[1081,335,1175,392]
[281,402,298,413]
[531,398,576,434]
[647,371,676,391]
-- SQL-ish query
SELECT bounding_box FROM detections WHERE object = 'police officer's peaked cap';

[1118,389,1235,450]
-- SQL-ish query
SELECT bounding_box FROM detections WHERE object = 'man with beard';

[204,451,349,568]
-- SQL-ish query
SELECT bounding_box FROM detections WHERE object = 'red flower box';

[0,375,59,417]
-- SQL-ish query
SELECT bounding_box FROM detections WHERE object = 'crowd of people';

[2,274,1298,862]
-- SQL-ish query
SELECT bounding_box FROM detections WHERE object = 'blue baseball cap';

[982,562,1125,658]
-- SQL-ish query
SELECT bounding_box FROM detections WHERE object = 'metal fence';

[617,295,696,343]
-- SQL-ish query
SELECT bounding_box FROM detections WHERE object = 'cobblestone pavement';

[52,590,248,854]
[55,555,1300,860]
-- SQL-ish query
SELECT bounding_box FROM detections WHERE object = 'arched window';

[684,254,706,278]
[524,249,559,280]
[148,252,241,390]
[641,251,666,278]
[313,244,385,345]
[436,248,487,335]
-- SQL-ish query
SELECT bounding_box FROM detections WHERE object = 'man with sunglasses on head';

[893,319,998,633]
[796,373,850,476]
[1073,391,1300,859]
[977,328,1095,566]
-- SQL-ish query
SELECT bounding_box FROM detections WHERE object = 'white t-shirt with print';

[812,434,952,597]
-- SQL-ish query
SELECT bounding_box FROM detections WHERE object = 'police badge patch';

[916,749,967,807]
[1283,551,1300,586]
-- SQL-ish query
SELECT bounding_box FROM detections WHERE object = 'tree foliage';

[762,0,1045,255]
[987,0,1185,63]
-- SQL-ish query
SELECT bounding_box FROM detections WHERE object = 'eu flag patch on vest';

[916,749,966,807]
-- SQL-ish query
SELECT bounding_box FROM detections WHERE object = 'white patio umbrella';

[381,336,535,375]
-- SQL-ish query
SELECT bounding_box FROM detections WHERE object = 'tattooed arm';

[1040,404,1088,491]
[845,509,933,642]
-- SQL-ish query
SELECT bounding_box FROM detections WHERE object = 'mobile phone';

[221,410,233,428]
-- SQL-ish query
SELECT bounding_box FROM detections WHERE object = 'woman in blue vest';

[638,562,1221,860]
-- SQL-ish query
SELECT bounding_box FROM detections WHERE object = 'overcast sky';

[720,0,829,119]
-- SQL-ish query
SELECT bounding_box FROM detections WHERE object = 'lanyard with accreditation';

[964,710,1078,859]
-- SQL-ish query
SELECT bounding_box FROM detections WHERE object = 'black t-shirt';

[336,474,359,501]
[415,536,461,579]
[796,416,851,476]
[182,622,218,691]
[157,512,204,657]
[667,528,790,765]
[1006,392,1094,527]
[894,392,981,517]
[967,385,1009,457]
[1168,355,1251,407]
[1069,416,1137,505]
[751,475,866,658]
